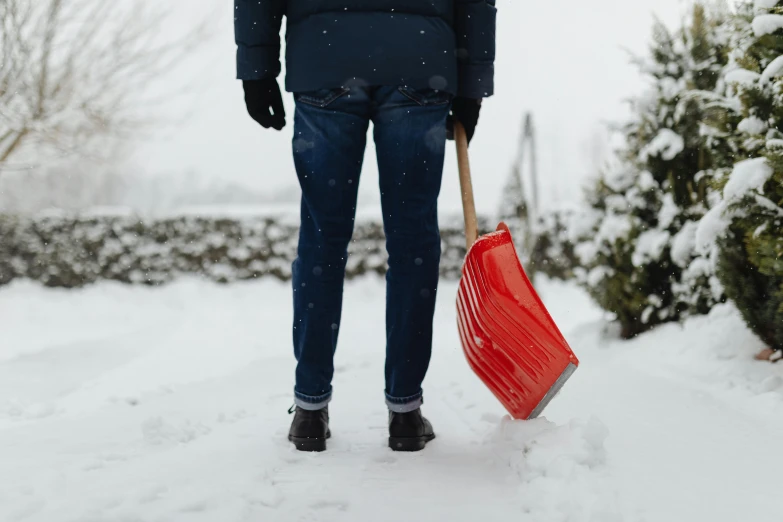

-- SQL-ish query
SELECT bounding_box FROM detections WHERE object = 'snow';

[724,68,761,86]
[696,202,732,253]
[657,193,679,229]
[575,241,600,265]
[586,265,614,287]
[603,165,637,192]
[737,116,768,135]
[752,14,783,36]
[659,76,684,101]
[566,207,603,243]
[492,417,625,519]
[605,194,629,211]
[638,170,657,191]
[1,277,782,522]
[724,157,774,200]
[596,213,633,244]
[754,222,769,238]
[761,55,783,83]
[755,0,781,11]
[640,129,685,161]
[670,221,699,267]
[632,229,671,266]
[695,157,775,253]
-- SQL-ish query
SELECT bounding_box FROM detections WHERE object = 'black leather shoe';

[388,408,435,452]
[288,406,330,452]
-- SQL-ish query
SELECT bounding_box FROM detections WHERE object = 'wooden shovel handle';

[455,122,479,250]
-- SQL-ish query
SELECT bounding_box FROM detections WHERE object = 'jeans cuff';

[385,391,423,413]
[294,388,332,411]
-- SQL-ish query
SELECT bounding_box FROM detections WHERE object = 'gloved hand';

[447,97,482,144]
[243,79,286,130]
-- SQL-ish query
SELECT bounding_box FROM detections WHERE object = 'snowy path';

[1,278,781,521]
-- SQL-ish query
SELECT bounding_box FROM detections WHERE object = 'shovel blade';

[456,223,579,420]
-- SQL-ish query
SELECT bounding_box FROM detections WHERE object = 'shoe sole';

[388,433,436,452]
[289,436,326,452]
[288,430,331,453]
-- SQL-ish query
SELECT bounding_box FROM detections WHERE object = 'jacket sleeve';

[234,0,286,80]
[454,0,497,98]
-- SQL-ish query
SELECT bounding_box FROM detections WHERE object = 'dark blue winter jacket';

[234,0,496,99]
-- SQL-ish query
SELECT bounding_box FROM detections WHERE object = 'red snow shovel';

[453,122,579,420]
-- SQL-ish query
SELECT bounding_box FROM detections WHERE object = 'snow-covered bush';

[528,209,579,281]
[573,4,731,338]
[0,212,482,288]
[697,0,783,355]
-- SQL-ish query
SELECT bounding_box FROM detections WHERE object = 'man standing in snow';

[235,0,496,452]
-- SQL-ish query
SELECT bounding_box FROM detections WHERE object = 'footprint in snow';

[99,497,125,511]
[373,453,397,464]
[216,409,250,424]
[283,454,305,464]
[137,485,169,504]
[333,364,353,374]
[246,473,285,510]
[480,412,503,424]
[244,489,285,510]
[309,500,349,512]
[178,499,211,513]
[141,417,211,446]
[82,452,131,472]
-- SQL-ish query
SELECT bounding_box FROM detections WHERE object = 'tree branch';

[0,0,209,175]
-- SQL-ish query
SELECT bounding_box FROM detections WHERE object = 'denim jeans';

[291,86,451,413]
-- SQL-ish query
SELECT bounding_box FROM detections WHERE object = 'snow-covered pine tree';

[573,4,731,339]
[698,0,783,358]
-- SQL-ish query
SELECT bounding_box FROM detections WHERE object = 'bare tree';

[0,0,205,173]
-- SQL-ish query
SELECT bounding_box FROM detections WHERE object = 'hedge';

[0,212,491,288]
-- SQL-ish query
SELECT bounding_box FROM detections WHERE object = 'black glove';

[447,97,482,144]
[243,79,286,131]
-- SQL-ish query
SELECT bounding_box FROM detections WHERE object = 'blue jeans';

[291,86,451,413]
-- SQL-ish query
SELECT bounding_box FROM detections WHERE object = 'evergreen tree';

[699,0,783,358]
[574,4,731,339]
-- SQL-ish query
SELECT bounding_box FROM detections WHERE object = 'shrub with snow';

[528,209,579,281]
[0,212,481,288]
[698,1,783,355]
[573,4,730,338]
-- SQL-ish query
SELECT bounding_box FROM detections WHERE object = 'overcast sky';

[127,0,691,215]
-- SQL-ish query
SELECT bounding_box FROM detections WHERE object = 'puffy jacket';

[234,0,496,99]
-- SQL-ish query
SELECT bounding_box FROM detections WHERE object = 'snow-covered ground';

[1,277,781,522]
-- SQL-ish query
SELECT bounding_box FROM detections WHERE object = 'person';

[234,0,496,452]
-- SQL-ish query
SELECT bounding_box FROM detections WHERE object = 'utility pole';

[518,113,540,223]
[506,112,542,278]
